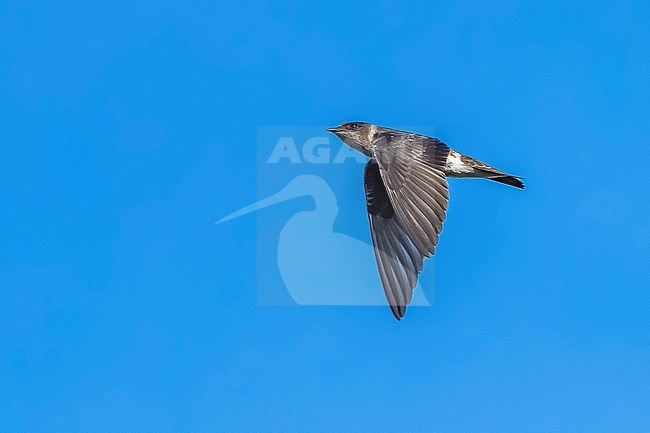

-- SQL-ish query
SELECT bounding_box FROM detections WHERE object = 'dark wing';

[365,160,422,320]
[363,131,451,320]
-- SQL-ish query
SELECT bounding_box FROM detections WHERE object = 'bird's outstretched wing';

[363,131,450,320]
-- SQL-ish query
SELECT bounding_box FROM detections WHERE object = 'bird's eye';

[349,123,359,129]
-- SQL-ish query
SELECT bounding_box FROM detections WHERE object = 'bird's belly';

[444,150,475,177]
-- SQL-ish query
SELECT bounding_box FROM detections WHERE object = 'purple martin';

[328,122,524,320]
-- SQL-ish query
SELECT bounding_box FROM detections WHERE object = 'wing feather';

[363,132,450,320]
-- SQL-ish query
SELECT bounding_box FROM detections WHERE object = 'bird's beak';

[327,127,341,134]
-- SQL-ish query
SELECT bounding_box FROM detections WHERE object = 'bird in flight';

[328,122,524,320]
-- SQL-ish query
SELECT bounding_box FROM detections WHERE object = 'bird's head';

[327,122,373,157]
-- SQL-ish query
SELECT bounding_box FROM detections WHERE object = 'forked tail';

[488,175,525,189]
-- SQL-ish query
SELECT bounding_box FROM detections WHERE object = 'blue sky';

[1,1,649,432]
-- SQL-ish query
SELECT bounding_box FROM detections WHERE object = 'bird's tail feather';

[488,175,525,189]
